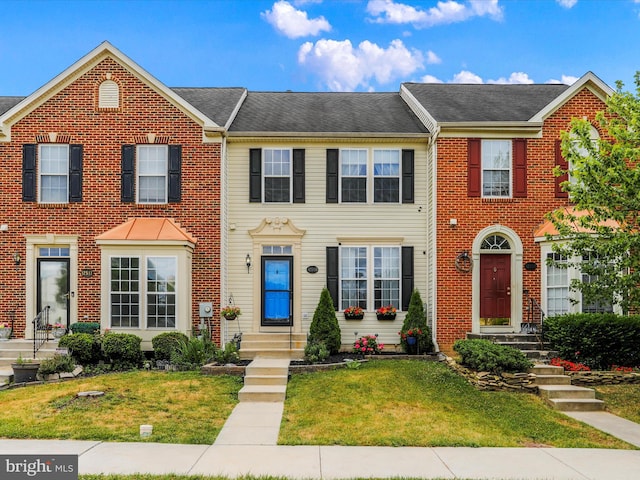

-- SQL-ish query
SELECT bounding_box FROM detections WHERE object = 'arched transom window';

[481,234,511,251]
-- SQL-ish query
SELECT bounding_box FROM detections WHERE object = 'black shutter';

[401,246,414,311]
[293,149,305,203]
[402,149,414,204]
[468,139,481,197]
[22,144,37,202]
[326,149,339,203]
[249,148,262,203]
[121,145,135,202]
[326,246,339,310]
[168,145,182,203]
[69,145,83,202]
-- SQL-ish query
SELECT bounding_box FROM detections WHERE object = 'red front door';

[480,254,511,325]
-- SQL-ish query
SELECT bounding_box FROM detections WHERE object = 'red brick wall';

[435,88,608,349]
[0,57,221,342]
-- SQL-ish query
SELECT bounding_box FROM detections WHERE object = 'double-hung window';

[546,252,569,317]
[482,140,511,197]
[373,150,400,202]
[137,145,168,204]
[339,246,400,311]
[264,149,292,202]
[340,149,367,202]
[109,255,177,329]
[39,144,69,203]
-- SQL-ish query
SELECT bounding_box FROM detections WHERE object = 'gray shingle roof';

[228,91,428,134]
[0,96,25,115]
[171,87,246,127]
[403,83,570,122]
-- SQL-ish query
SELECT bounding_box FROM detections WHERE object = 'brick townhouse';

[0,42,613,353]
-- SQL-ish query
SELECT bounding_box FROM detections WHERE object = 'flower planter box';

[224,314,237,321]
[376,313,396,321]
[344,313,364,320]
[0,329,11,341]
[11,363,40,383]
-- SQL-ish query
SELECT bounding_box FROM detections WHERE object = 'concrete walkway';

[1,439,640,479]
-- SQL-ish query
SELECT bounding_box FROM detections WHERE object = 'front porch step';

[547,398,605,411]
[533,374,572,385]
[238,357,290,403]
[239,333,306,360]
[538,385,598,400]
[237,385,287,402]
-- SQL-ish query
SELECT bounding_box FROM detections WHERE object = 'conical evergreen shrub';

[399,289,434,353]
[308,288,342,355]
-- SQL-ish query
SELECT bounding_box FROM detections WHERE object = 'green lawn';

[280,360,631,448]
[596,383,640,424]
[0,371,242,444]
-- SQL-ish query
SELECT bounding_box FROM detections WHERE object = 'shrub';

[399,289,434,353]
[308,288,341,355]
[453,339,533,374]
[151,332,189,361]
[353,334,384,355]
[171,336,216,370]
[69,322,101,335]
[214,342,240,364]
[544,313,640,370]
[39,354,76,375]
[102,333,143,370]
[58,333,102,366]
[304,341,329,363]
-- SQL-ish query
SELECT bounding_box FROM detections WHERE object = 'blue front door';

[262,256,293,326]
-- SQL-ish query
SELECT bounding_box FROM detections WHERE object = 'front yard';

[0,360,635,449]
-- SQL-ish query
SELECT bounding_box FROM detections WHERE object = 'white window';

[109,255,177,329]
[340,148,402,203]
[546,252,569,317]
[264,149,292,202]
[482,140,511,197]
[373,150,400,203]
[339,245,400,311]
[39,144,69,203]
[137,145,168,204]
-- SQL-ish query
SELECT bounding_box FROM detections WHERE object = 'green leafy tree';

[550,73,640,314]
[399,289,434,353]
[308,288,341,355]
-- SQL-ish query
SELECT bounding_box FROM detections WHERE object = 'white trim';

[471,225,523,333]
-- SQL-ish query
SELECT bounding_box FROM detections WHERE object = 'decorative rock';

[77,390,104,397]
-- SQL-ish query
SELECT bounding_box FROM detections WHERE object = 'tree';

[399,289,433,353]
[308,288,342,354]
[550,72,640,313]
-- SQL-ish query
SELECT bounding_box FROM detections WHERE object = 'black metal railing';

[521,296,546,338]
[32,306,50,359]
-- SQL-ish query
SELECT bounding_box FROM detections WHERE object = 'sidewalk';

[1,439,639,479]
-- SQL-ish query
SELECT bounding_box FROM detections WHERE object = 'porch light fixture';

[245,254,251,273]
[12,252,20,265]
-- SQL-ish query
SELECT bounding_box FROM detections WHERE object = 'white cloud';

[487,72,534,84]
[556,0,578,8]
[420,74,443,83]
[262,0,331,39]
[452,70,484,83]
[546,75,579,85]
[366,0,503,28]
[298,38,424,91]
[426,50,442,64]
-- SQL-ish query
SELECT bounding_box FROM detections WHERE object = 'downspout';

[220,132,228,348]
[428,126,441,353]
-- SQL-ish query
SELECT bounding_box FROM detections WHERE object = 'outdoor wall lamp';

[245,254,252,273]
[12,252,21,266]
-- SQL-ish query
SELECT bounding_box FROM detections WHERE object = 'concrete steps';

[465,333,558,362]
[238,357,290,402]
[0,339,61,386]
[239,333,306,360]
[530,365,604,412]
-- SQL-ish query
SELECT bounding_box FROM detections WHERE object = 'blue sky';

[1,0,638,95]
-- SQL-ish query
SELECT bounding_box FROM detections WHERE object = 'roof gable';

[0,41,229,141]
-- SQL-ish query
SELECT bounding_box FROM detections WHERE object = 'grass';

[280,360,632,448]
[595,383,640,423]
[0,360,635,449]
[0,371,242,444]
